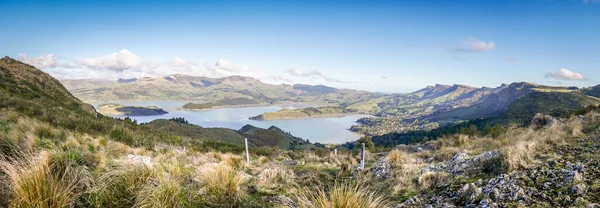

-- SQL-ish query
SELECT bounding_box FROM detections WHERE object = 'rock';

[571,184,588,195]
[565,171,584,183]
[452,149,469,162]
[373,157,391,178]
[125,154,153,167]
[263,195,297,208]
[564,196,572,204]
[456,183,482,205]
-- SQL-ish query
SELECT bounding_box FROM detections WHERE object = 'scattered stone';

[571,184,588,195]
[125,154,153,167]
[263,195,297,208]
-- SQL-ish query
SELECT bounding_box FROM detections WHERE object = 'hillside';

[370,91,600,147]
[97,103,168,116]
[142,119,316,150]
[183,98,262,110]
[238,124,317,150]
[0,56,97,116]
[60,74,379,104]
[583,84,600,98]
[249,106,351,120]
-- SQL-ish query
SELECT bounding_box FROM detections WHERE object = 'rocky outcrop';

[419,149,501,175]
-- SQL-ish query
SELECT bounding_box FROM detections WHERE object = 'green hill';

[0,56,96,117]
[0,57,318,153]
[583,84,600,98]
[369,91,600,147]
[142,119,316,150]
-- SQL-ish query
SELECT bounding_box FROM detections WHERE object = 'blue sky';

[1,0,598,92]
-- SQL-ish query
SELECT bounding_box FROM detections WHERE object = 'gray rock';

[565,171,583,183]
[263,195,297,208]
[571,184,588,195]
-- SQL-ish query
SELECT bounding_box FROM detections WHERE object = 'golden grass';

[134,177,201,208]
[0,152,90,208]
[90,164,155,207]
[197,163,246,206]
[256,164,295,193]
[295,182,392,208]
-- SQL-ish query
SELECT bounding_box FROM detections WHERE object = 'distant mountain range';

[60,74,379,105]
[60,73,600,137]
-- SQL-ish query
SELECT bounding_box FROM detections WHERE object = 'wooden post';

[245,138,250,163]
[360,143,365,169]
[334,148,337,156]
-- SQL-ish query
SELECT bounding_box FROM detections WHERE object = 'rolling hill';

[0,56,318,152]
[60,74,380,105]
[370,90,600,146]
[142,119,317,150]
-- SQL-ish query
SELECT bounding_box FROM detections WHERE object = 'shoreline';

[250,113,369,121]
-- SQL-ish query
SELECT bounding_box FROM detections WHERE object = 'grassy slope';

[370,91,600,146]
[250,106,350,120]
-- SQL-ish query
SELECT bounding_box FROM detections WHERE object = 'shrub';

[295,182,392,208]
[108,127,135,146]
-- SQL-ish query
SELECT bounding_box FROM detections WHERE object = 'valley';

[62,75,600,142]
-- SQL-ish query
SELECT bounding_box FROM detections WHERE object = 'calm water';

[97,101,364,144]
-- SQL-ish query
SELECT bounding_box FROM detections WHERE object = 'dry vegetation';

[1,109,598,207]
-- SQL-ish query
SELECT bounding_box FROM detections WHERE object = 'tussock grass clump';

[134,177,201,208]
[221,153,245,169]
[502,140,537,171]
[0,152,91,208]
[197,163,246,206]
[417,171,450,192]
[295,182,392,208]
[90,164,154,207]
[256,165,295,193]
[387,149,403,163]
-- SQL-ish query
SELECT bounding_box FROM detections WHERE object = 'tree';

[357,136,375,152]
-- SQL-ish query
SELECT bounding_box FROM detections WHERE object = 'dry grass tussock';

[256,164,296,193]
[197,163,246,206]
[296,182,392,208]
[0,151,91,208]
[90,164,155,207]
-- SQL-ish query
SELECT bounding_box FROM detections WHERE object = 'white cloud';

[18,53,58,69]
[215,58,250,73]
[286,68,353,83]
[145,59,161,69]
[18,53,79,69]
[77,49,144,71]
[462,37,496,52]
[17,51,289,84]
[264,75,295,83]
[545,68,587,81]
[205,58,262,78]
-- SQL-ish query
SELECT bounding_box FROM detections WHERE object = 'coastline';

[250,113,370,121]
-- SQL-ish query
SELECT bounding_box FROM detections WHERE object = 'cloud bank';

[18,49,273,81]
[286,68,352,83]
[545,68,587,81]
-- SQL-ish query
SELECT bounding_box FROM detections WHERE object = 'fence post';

[245,138,250,163]
[334,148,337,156]
[360,143,365,169]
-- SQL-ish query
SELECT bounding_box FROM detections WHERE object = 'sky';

[0,0,599,93]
